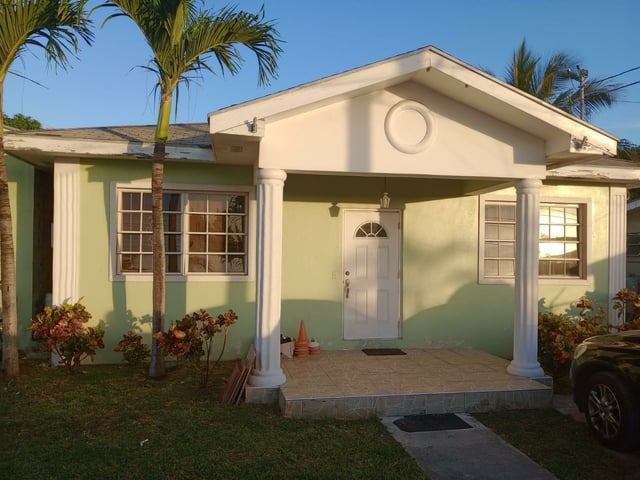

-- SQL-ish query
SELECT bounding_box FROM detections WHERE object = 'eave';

[547,157,640,187]
[4,123,213,167]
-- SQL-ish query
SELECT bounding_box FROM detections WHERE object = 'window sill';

[112,273,253,283]
[479,277,591,286]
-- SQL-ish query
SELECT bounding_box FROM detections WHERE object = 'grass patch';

[475,409,640,480]
[1,360,428,480]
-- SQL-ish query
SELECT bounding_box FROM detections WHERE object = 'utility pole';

[578,66,589,120]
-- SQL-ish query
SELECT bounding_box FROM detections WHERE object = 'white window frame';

[478,195,592,285]
[110,181,255,282]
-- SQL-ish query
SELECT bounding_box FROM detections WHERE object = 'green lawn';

[476,409,640,480]
[5,360,639,480]
[1,360,428,480]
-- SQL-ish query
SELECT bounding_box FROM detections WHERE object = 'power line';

[609,79,640,93]
[596,66,640,83]
[589,66,640,90]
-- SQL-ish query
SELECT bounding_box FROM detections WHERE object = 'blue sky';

[5,0,640,144]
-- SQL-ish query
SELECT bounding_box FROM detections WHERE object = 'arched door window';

[355,221,388,238]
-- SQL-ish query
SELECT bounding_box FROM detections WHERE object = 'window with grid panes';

[117,189,248,275]
[538,203,582,277]
[482,201,584,279]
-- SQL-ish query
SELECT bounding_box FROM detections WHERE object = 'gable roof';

[208,45,618,166]
[4,45,630,183]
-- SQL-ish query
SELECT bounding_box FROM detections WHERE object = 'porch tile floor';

[278,348,552,419]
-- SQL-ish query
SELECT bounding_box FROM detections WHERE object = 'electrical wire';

[592,66,640,84]
[608,79,640,93]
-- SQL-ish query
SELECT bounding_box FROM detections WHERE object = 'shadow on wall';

[99,298,256,364]
[278,285,517,358]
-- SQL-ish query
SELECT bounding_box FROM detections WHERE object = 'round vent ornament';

[384,100,435,154]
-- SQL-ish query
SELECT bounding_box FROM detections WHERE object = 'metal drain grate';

[393,414,473,432]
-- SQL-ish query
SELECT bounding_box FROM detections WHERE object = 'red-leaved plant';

[29,301,105,370]
[612,288,640,330]
[114,331,151,366]
[537,296,608,379]
[154,309,237,387]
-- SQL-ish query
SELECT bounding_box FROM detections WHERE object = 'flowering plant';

[612,288,640,324]
[114,331,150,366]
[28,301,105,370]
[154,309,237,387]
[537,296,607,378]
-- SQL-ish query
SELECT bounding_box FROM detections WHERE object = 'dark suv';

[570,330,640,451]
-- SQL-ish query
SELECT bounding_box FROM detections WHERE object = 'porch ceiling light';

[380,192,391,209]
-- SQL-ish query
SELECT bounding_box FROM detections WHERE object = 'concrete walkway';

[381,395,585,480]
[382,413,558,480]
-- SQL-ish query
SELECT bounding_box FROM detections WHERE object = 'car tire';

[583,371,640,451]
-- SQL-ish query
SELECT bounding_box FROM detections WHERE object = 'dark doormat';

[393,414,473,432]
[362,348,406,356]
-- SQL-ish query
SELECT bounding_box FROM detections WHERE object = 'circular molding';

[384,100,435,154]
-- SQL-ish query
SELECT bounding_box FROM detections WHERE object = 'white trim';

[52,161,80,305]
[609,187,627,325]
[5,134,213,162]
[384,100,435,154]
[478,194,592,286]
[109,181,256,282]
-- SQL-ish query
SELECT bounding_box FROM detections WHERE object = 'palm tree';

[619,139,640,162]
[0,0,93,377]
[505,39,619,120]
[99,0,282,379]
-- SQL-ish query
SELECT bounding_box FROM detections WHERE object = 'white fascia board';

[547,160,640,183]
[5,134,213,162]
[208,48,437,133]
[427,51,618,157]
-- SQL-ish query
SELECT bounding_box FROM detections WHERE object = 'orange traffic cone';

[294,320,309,357]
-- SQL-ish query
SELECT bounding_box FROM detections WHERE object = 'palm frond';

[100,0,282,117]
[504,38,619,119]
[0,0,94,81]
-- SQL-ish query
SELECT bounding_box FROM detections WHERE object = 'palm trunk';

[147,95,171,379]
[0,112,19,376]
[148,140,167,379]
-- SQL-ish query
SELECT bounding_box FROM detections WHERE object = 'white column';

[50,161,80,367]
[52,161,80,305]
[248,168,287,388]
[609,187,627,326]
[508,178,545,378]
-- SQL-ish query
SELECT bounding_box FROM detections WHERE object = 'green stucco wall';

[280,175,613,360]
[5,155,34,351]
[71,164,614,364]
[77,160,256,363]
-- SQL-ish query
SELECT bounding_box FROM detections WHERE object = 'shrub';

[28,301,104,370]
[612,288,640,324]
[155,309,237,387]
[114,331,150,366]
[538,296,607,378]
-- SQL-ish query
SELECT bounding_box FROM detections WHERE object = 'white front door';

[343,210,401,340]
